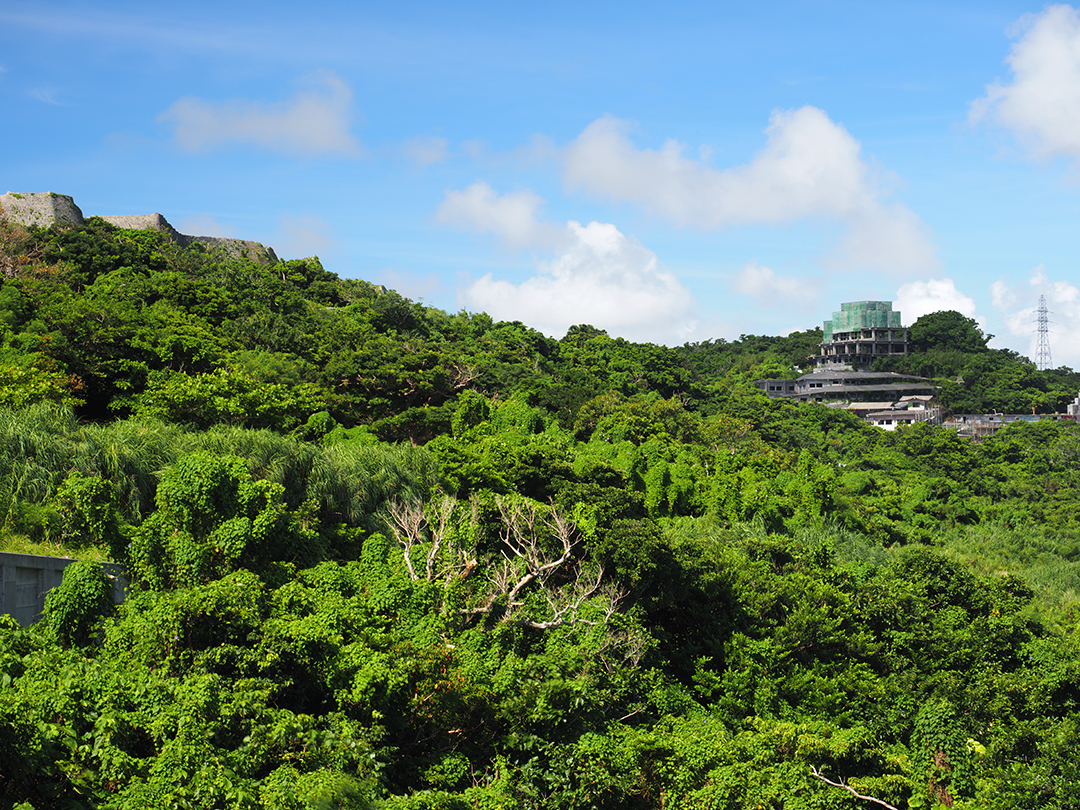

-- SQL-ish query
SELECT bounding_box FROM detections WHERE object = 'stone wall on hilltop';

[0,192,84,227]
[191,236,278,264]
[0,192,279,265]
[99,213,189,246]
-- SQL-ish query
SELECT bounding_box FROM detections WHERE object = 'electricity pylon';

[1035,295,1052,371]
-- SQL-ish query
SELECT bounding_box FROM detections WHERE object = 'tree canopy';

[908,309,990,354]
[1,219,1079,809]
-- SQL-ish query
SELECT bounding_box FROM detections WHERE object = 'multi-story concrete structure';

[810,301,909,370]
[756,299,935,428]
[754,369,941,428]
[755,369,936,403]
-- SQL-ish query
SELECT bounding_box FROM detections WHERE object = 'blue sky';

[4,1,1080,366]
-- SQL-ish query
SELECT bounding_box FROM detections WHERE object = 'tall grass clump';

[72,417,184,521]
[183,425,443,530]
[316,441,442,529]
[0,404,81,534]
[943,521,1080,614]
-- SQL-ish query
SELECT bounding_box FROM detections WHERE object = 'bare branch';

[460,498,625,631]
[809,767,899,810]
[449,363,480,390]
[461,557,518,617]
[425,494,457,581]
[384,497,426,581]
[515,564,603,630]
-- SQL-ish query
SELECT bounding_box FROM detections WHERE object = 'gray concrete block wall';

[0,552,127,627]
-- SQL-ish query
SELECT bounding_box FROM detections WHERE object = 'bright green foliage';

[909,310,991,354]
[3,219,1080,808]
[133,365,325,431]
[450,389,492,437]
[50,470,124,556]
[42,560,115,647]
[130,452,298,588]
[0,361,83,408]
[911,698,974,807]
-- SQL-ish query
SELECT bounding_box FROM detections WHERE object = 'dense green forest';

[1,217,1079,809]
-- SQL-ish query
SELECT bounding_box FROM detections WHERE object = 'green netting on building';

[822,301,902,342]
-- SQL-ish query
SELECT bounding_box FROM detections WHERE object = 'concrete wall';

[0,552,127,627]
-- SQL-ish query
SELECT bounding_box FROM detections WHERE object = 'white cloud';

[462,133,560,168]
[273,214,335,258]
[403,136,449,167]
[563,108,939,275]
[733,260,819,304]
[374,268,444,302]
[176,214,237,238]
[991,266,1080,368]
[29,86,62,105]
[894,278,978,325]
[972,5,1080,163]
[158,71,359,157]
[460,219,697,345]
[436,181,566,251]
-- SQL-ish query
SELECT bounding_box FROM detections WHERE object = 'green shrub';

[43,560,115,647]
[50,471,124,558]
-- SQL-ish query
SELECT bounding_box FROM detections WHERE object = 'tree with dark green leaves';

[908,309,990,354]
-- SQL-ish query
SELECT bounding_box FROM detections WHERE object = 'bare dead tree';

[449,363,480,391]
[593,625,650,673]
[463,498,624,630]
[421,494,455,583]
[512,565,625,630]
[385,494,467,583]
[388,495,623,631]
[384,497,426,581]
[809,767,900,810]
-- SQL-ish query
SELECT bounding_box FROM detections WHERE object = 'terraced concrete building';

[810,300,909,370]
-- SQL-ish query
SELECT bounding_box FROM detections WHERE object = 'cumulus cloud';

[460,220,697,344]
[990,266,1080,368]
[563,108,939,275]
[436,181,566,251]
[733,261,819,304]
[158,70,359,157]
[403,135,449,167]
[894,278,979,325]
[972,5,1080,163]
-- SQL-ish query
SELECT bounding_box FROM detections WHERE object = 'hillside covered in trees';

[1,217,1080,809]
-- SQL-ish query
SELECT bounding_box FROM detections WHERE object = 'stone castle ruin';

[0,192,278,264]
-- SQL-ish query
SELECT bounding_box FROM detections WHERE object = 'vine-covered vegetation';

[1,217,1079,809]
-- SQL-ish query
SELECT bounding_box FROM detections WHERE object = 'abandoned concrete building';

[756,369,936,403]
[754,368,939,430]
[755,300,939,430]
[810,300,909,371]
